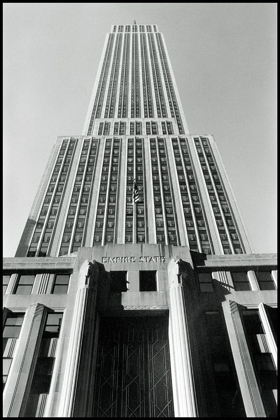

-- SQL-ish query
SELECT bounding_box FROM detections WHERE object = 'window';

[198,272,214,292]
[110,271,128,292]
[204,311,246,416]
[24,313,63,416]
[242,309,277,417]
[14,274,35,294]
[231,272,251,291]
[52,274,70,294]
[139,271,157,291]
[255,271,276,290]
[3,275,10,294]
[3,313,24,389]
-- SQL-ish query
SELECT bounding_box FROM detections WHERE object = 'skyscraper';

[3,24,277,418]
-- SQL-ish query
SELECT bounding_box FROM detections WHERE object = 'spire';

[134,20,136,24]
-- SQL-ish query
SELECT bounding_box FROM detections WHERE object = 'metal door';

[93,316,174,417]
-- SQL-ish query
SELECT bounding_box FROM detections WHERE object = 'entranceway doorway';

[93,315,174,417]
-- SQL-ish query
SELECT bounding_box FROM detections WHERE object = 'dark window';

[231,272,251,291]
[139,271,157,291]
[110,271,128,292]
[3,313,24,389]
[255,271,276,290]
[52,274,70,294]
[14,275,35,295]
[242,309,277,417]
[204,311,246,416]
[24,313,63,416]
[198,272,214,292]
[266,306,277,342]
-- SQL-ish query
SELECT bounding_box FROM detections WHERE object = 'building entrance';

[93,315,174,417]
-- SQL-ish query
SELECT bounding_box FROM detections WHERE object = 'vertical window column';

[87,34,114,133]
[70,139,99,253]
[28,139,76,257]
[93,139,113,245]
[125,138,134,243]
[59,141,89,255]
[23,313,63,417]
[222,301,266,417]
[3,304,49,417]
[104,138,121,244]
[242,309,277,417]
[3,312,24,390]
[135,138,146,243]
[200,137,244,254]
[195,137,234,255]
[140,34,154,117]
[155,33,184,134]
[258,303,277,370]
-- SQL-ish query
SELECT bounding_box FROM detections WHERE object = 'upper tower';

[82,24,190,136]
[15,24,252,258]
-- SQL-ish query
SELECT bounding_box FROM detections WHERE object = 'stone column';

[58,260,109,417]
[222,300,266,417]
[168,258,198,417]
[5,273,19,295]
[271,270,277,288]
[258,303,277,370]
[3,303,48,417]
[247,270,260,291]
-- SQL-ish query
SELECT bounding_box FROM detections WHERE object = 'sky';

[3,3,277,257]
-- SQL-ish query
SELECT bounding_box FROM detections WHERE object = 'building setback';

[3,24,277,417]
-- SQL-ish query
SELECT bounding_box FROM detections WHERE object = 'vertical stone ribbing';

[222,300,266,417]
[258,303,277,370]
[168,258,198,417]
[247,270,260,291]
[58,260,109,417]
[3,304,48,417]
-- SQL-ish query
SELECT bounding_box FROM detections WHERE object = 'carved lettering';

[101,255,166,263]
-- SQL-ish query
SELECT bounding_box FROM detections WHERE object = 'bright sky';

[3,3,276,257]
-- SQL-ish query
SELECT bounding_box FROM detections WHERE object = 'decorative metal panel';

[93,316,174,417]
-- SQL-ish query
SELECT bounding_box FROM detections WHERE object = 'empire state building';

[3,24,277,418]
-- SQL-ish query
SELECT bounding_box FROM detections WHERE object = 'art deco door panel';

[93,316,174,417]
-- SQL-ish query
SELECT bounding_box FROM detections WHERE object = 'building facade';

[3,24,277,417]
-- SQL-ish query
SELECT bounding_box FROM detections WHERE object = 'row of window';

[59,139,98,256]
[172,137,213,254]
[3,310,63,417]
[150,138,178,245]
[93,138,121,245]
[140,33,154,118]
[113,25,158,33]
[87,32,184,127]
[148,33,167,119]
[3,274,70,295]
[156,33,184,134]
[110,270,157,292]
[195,136,244,254]
[104,33,123,119]
[197,270,276,292]
[98,120,174,135]
[27,139,77,257]
[131,33,141,118]
[118,33,130,118]
[88,34,114,133]
[6,270,274,295]
[3,271,160,295]
[203,306,277,417]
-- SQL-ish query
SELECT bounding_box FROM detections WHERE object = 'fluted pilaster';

[168,258,198,417]
[3,303,48,417]
[222,300,266,417]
